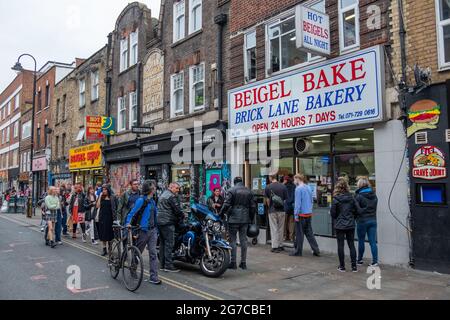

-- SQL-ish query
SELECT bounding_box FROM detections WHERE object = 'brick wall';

[390,0,450,86]
[229,0,390,91]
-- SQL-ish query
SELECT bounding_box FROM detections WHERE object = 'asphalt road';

[0,214,224,300]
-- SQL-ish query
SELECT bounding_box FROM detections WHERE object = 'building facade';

[389,0,450,273]
[0,70,34,192]
[51,48,108,190]
[32,61,75,199]
[226,0,412,267]
[103,2,158,195]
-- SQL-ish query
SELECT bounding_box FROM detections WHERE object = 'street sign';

[295,5,330,56]
[132,127,153,134]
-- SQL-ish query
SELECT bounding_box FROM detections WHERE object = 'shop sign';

[143,144,159,153]
[406,99,440,138]
[228,45,384,140]
[69,143,102,171]
[86,116,105,140]
[295,5,330,56]
[412,146,447,180]
[19,172,29,182]
[32,157,47,172]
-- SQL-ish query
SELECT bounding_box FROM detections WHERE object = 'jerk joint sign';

[228,46,384,140]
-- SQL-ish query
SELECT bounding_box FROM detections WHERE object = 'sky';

[0,0,161,90]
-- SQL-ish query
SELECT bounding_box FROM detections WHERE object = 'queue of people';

[40,173,378,280]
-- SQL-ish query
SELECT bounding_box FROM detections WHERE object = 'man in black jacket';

[221,177,256,270]
[157,183,183,273]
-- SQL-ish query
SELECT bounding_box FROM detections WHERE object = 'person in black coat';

[330,178,357,273]
[283,175,296,242]
[220,177,256,270]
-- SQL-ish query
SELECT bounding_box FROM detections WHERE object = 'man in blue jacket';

[126,182,161,285]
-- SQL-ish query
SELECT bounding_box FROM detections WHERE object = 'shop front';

[8,168,20,190]
[32,156,48,199]
[69,143,104,191]
[18,172,30,191]
[228,46,411,266]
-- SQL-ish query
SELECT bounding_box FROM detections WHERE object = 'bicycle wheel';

[108,240,121,279]
[121,246,144,292]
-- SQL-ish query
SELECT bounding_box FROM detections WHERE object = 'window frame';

[129,91,138,129]
[170,72,185,118]
[22,120,32,139]
[244,30,257,83]
[55,135,59,159]
[79,78,86,108]
[189,63,205,113]
[436,0,450,69]
[15,93,20,110]
[173,0,186,43]
[118,96,127,132]
[130,29,139,66]
[338,0,360,54]
[7,101,11,116]
[120,38,129,72]
[91,70,99,101]
[13,121,19,138]
[62,94,67,121]
[265,5,325,77]
[189,0,202,34]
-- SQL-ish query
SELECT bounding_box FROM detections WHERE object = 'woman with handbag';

[69,183,88,242]
[85,186,99,245]
[96,185,117,256]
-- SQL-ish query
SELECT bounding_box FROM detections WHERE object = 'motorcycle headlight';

[207,220,214,229]
[213,222,222,233]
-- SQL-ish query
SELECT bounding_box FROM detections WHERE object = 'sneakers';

[82,234,87,243]
[352,266,358,273]
[57,241,63,245]
[50,241,56,249]
[147,279,162,285]
[164,267,181,273]
[239,262,247,270]
[337,266,346,273]
[313,252,321,257]
[271,248,282,253]
[228,262,237,270]
[357,260,364,266]
[369,262,379,267]
[91,239,99,245]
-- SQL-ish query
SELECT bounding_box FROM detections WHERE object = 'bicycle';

[108,224,144,292]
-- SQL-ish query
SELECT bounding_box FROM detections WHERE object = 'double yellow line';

[0,215,223,300]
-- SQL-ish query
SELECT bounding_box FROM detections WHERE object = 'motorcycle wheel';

[200,246,231,278]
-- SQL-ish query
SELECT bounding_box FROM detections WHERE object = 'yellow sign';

[69,143,102,171]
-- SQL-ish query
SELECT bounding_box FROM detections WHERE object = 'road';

[0,214,227,300]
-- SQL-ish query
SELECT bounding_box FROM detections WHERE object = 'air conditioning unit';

[294,138,311,155]
[415,131,428,145]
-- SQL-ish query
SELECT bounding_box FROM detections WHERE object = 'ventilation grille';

[295,138,311,155]
[415,131,428,145]
[446,129,450,143]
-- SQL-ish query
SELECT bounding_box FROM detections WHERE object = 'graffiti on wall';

[109,162,141,195]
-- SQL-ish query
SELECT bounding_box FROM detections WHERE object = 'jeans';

[228,223,249,264]
[62,208,68,235]
[158,224,176,269]
[268,212,285,249]
[136,228,159,282]
[294,217,320,255]
[336,229,357,268]
[55,209,62,242]
[357,219,378,264]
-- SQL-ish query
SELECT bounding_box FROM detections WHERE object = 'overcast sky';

[0,0,161,90]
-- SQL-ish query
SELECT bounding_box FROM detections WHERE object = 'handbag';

[77,212,85,223]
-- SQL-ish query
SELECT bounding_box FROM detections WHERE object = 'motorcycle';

[173,203,231,278]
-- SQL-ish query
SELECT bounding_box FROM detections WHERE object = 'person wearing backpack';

[116,179,141,225]
[126,182,161,285]
[291,174,320,257]
[264,175,288,253]
[330,178,357,272]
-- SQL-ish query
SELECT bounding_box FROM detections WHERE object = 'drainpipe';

[214,13,227,122]
[398,0,407,90]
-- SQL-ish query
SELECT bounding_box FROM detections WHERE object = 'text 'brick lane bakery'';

[227,45,409,258]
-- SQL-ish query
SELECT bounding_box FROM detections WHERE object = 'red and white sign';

[412,146,447,180]
[296,5,330,56]
[32,157,47,172]
[228,45,385,140]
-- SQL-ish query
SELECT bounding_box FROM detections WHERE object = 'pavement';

[1,211,449,300]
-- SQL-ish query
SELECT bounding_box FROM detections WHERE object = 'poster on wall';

[412,146,447,180]
[205,170,222,199]
[407,100,440,138]
[109,162,141,195]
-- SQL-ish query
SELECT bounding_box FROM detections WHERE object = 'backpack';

[130,198,149,227]
[271,190,285,210]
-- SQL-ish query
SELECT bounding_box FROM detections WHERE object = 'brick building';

[103,2,158,194]
[32,61,74,199]
[389,0,450,273]
[51,47,108,189]
[0,70,34,192]
[226,0,411,267]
